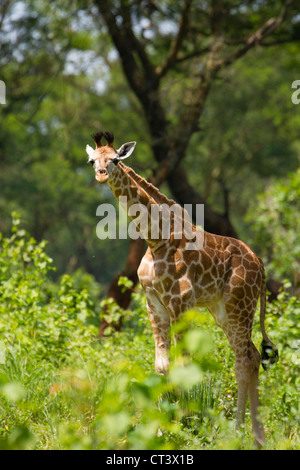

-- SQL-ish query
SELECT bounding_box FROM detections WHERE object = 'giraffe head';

[86,131,136,184]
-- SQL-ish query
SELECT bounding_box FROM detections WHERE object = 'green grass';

[0,219,299,449]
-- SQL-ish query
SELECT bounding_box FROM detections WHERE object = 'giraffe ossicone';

[86,131,278,447]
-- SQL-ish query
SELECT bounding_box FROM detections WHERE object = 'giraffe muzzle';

[96,169,109,184]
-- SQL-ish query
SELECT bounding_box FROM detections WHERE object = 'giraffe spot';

[183,250,199,265]
[153,315,162,324]
[231,275,243,287]
[179,278,191,293]
[201,272,214,287]
[171,283,180,295]
[232,285,246,300]
[154,281,164,294]
[231,256,242,268]
[175,262,187,277]
[242,256,257,270]
[163,294,171,305]
[235,266,245,279]
[167,263,177,277]
[129,187,137,199]
[122,175,128,186]
[174,251,182,264]
[200,251,212,271]
[171,296,181,309]
[187,263,197,280]
[246,270,258,285]
[182,290,193,302]
[113,178,121,187]
[235,300,246,311]
[155,261,167,276]
[114,189,122,199]
[164,277,173,291]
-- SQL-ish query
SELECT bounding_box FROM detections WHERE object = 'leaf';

[183,329,214,356]
[1,382,26,402]
[7,425,36,450]
[169,363,203,390]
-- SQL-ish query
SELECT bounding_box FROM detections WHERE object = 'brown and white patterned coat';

[86,131,278,446]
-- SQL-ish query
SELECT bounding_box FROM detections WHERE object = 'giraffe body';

[86,132,278,447]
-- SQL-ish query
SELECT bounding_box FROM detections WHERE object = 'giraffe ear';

[86,144,94,159]
[116,142,136,160]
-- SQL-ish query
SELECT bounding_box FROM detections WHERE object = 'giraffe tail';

[259,259,279,371]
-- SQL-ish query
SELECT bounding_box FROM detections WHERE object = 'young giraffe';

[86,131,278,446]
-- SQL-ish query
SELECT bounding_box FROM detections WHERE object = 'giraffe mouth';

[95,169,109,184]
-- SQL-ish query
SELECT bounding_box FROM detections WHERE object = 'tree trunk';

[167,164,237,237]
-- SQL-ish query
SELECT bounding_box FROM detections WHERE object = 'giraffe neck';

[108,162,190,252]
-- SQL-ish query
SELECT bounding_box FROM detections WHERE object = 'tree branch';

[214,0,293,71]
[94,1,148,101]
[156,0,193,80]
[119,2,158,86]
[260,35,300,47]
[176,46,211,64]
[0,0,12,32]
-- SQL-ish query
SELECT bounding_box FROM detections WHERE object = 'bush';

[0,216,299,449]
[246,169,300,283]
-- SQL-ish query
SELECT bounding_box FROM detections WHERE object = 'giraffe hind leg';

[234,341,264,445]
[248,346,265,446]
[229,323,265,446]
[211,298,265,446]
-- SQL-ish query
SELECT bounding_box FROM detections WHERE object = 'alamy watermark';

[95,197,204,250]
[291,80,300,105]
[0,80,6,105]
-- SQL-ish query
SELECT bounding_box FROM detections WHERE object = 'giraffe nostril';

[98,169,108,175]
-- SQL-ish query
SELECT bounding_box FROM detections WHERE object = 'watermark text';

[96,198,204,250]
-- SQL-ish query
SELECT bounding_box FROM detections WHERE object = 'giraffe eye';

[88,160,95,166]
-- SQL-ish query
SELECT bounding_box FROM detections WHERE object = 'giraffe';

[86,131,278,446]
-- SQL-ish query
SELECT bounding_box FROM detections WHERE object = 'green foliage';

[246,169,300,281]
[254,284,300,448]
[0,222,299,449]
[0,213,98,366]
[0,1,300,449]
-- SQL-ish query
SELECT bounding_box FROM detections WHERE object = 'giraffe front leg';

[146,291,171,375]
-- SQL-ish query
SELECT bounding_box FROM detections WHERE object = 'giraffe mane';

[119,162,194,229]
[119,163,175,206]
